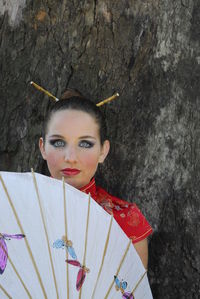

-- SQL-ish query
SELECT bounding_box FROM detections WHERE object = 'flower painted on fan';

[66,259,90,291]
[53,236,77,260]
[114,275,134,299]
[0,233,25,275]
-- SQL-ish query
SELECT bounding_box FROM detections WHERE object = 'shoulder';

[96,185,153,243]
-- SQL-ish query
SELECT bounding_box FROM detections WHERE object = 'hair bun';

[60,88,84,100]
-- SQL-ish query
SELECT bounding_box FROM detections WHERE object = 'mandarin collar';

[79,177,96,198]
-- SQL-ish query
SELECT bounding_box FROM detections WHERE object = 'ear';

[39,137,47,160]
[98,140,110,163]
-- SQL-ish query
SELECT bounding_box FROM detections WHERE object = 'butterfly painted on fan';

[53,236,77,260]
[0,233,25,275]
[114,275,134,299]
[66,259,90,291]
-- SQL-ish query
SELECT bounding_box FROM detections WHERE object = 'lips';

[61,168,81,176]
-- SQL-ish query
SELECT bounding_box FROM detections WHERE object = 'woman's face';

[39,109,110,189]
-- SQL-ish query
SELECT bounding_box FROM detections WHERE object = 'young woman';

[39,90,152,269]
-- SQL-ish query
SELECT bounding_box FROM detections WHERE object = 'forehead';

[47,109,99,137]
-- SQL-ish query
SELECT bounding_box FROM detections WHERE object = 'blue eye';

[79,140,94,148]
[49,140,65,148]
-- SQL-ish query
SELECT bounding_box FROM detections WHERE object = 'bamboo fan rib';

[62,177,69,299]
[91,215,113,299]
[31,169,59,299]
[0,283,12,299]
[132,271,147,294]
[0,172,153,299]
[79,194,91,299]
[5,251,32,298]
[104,239,132,299]
[0,235,31,298]
[0,174,45,298]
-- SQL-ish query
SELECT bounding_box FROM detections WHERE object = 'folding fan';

[0,171,153,299]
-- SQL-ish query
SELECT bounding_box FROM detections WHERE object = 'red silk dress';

[80,178,153,244]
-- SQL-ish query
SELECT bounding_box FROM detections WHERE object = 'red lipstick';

[61,168,80,176]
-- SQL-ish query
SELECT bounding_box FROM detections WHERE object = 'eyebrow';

[48,134,64,138]
[78,135,96,140]
[48,134,96,140]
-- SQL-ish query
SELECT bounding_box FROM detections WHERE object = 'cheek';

[80,151,100,169]
[45,151,62,168]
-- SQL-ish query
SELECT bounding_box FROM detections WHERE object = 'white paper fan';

[0,171,153,299]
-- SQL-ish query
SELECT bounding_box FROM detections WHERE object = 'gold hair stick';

[30,81,59,102]
[96,93,119,107]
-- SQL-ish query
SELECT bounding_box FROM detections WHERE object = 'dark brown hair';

[43,89,107,145]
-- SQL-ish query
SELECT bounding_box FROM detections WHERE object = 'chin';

[64,178,81,189]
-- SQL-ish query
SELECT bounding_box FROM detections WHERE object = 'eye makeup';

[49,139,66,148]
[79,140,95,148]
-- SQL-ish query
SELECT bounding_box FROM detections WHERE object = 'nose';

[64,146,77,163]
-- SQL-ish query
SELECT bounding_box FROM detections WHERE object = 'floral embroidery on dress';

[99,200,114,214]
[98,195,129,215]
[120,213,126,218]
[127,209,140,227]
[80,178,153,244]
[115,205,123,211]
[127,213,140,226]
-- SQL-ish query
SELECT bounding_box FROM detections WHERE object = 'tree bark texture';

[0,1,199,298]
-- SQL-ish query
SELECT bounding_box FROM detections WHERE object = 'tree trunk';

[0,1,199,298]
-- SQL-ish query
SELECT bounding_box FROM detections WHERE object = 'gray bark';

[0,1,199,298]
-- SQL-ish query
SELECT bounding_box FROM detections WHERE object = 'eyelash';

[79,140,94,148]
[49,139,94,149]
[49,139,65,148]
